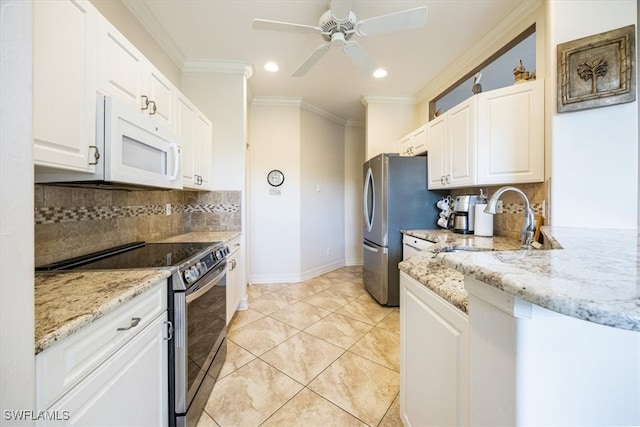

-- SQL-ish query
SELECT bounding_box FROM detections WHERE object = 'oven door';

[173,260,227,423]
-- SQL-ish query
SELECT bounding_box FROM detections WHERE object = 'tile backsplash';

[450,180,550,241]
[34,185,241,266]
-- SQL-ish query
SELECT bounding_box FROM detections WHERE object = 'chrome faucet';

[484,186,536,248]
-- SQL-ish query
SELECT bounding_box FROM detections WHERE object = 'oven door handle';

[186,268,226,304]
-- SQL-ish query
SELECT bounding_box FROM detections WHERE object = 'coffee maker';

[452,195,479,234]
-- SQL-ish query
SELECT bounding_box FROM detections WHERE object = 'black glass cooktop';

[36,242,217,271]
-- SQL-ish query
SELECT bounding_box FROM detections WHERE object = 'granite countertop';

[400,227,640,332]
[35,230,241,355]
[399,229,519,314]
[35,269,170,354]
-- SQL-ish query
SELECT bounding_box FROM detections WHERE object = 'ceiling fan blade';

[253,18,322,35]
[292,43,330,77]
[355,6,428,36]
[330,0,353,21]
[343,41,375,75]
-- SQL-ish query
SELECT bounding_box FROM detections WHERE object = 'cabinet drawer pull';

[117,317,141,331]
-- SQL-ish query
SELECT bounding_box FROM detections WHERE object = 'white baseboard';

[300,260,345,281]
[345,257,362,266]
[250,260,347,284]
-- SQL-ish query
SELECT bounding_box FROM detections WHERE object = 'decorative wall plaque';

[557,24,635,113]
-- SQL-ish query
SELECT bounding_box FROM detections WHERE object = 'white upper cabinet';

[34,2,215,186]
[427,97,476,189]
[427,115,447,188]
[427,80,544,190]
[177,94,197,186]
[147,65,176,131]
[398,124,428,157]
[196,112,213,190]
[97,19,176,131]
[476,79,544,185]
[177,92,213,190]
[447,97,476,188]
[33,0,98,173]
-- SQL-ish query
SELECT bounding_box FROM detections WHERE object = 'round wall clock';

[267,169,285,187]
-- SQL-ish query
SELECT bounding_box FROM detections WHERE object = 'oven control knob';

[183,266,199,284]
[196,262,206,274]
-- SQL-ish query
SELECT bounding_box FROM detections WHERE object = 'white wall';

[1,0,36,419]
[362,97,416,160]
[249,101,302,282]
[345,123,366,265]
[547,0,638,229]
[300,108,346,278]
[249,99,354,282]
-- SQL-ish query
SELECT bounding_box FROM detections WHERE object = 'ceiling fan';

[253,1,428,77]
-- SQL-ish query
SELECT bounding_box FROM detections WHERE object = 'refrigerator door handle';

[363,167,374,232]
[363,241,387,254]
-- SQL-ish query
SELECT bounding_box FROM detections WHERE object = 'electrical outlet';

[496,200,504,214]
[542,200,547,218]
[165,203,172,216]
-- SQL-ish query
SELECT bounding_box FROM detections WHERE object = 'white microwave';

[35,96,182,190]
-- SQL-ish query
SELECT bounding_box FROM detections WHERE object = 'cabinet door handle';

[117,317,141,331]
[141,95,150,111]
[89,145,101,166]
[446,175,451,184]
[148,100,157,115]
[164,321,173,341]
[440,176,446,185]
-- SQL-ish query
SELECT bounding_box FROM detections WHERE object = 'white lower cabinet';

[36,282,168,426]
[226,236,245,324]
[45,313,168,426]
[400,271,469,427]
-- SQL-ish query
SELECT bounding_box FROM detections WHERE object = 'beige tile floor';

[197,266,402,427]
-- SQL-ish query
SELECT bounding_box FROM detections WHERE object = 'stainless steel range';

[36,241,229,427]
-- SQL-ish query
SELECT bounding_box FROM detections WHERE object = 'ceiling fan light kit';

[253,1,428,77]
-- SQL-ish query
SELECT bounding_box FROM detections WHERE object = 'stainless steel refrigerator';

[363,153,442,306]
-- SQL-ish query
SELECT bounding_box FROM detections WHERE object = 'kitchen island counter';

[400,226,640,332]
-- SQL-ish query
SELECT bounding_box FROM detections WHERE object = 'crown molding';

[300,101,347,125]
[121,0,185,69]
[251,96,303,107]
[361,95,416,106]
[345,119,364,128]
[415,0,543,104]
[250,97,348,125]
[182,59,254,78]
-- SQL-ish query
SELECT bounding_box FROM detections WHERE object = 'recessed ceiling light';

[264,62,279,72]
[373,68,388,78]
